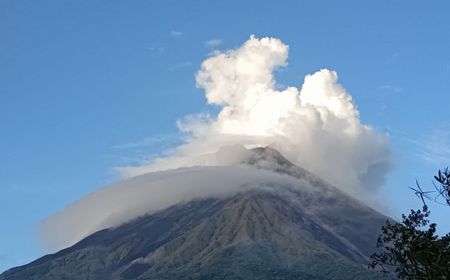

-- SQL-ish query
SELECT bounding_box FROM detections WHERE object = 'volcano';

[1,147,392,279]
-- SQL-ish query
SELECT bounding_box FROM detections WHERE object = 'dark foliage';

[434,168,450,205]
[370,169,450,279]
[369,206,450,279]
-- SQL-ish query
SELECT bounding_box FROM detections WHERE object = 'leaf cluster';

[370,169,450,279]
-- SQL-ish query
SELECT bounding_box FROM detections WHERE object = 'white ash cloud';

[120,35,390,193]
[40,35,391,252]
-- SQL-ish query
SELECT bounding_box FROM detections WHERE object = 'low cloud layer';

[40,166,304,252]
[120,35,390,193]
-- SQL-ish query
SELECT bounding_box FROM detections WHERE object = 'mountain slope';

[1,147,392,279]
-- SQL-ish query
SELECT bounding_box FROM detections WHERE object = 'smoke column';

[40,35,390,252]
[120,35,390,193]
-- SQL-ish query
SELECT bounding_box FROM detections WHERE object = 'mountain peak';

[215,145,294,169]
[2,185,391,280]
[1,145,393,280]
[246,146,295,167]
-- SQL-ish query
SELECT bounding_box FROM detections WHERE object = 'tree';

[411,168,450,207]
[369,169,450,279]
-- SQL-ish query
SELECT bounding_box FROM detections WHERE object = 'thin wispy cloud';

[414,128,450,166]
[147,46,165,57]
[205,39,223,48]
[0,252,6,263]
[379,84,404,93]
[110,134,182,168]
[385,52,400,64]
[170,30,184,39]
[168,61,193,71]
[113,134,181,150]
[395,127,450,167]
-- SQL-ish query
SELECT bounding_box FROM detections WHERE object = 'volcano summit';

[1,147,392,280]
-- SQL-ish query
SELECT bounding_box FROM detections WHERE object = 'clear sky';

[1,0,450,273]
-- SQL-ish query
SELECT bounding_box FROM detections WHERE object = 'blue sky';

[1,0,450,272]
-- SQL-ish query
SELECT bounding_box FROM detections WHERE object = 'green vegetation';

[370,169,450,279]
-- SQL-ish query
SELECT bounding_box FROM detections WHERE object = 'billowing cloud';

[120,35,390,194]
[40,35,391,252]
